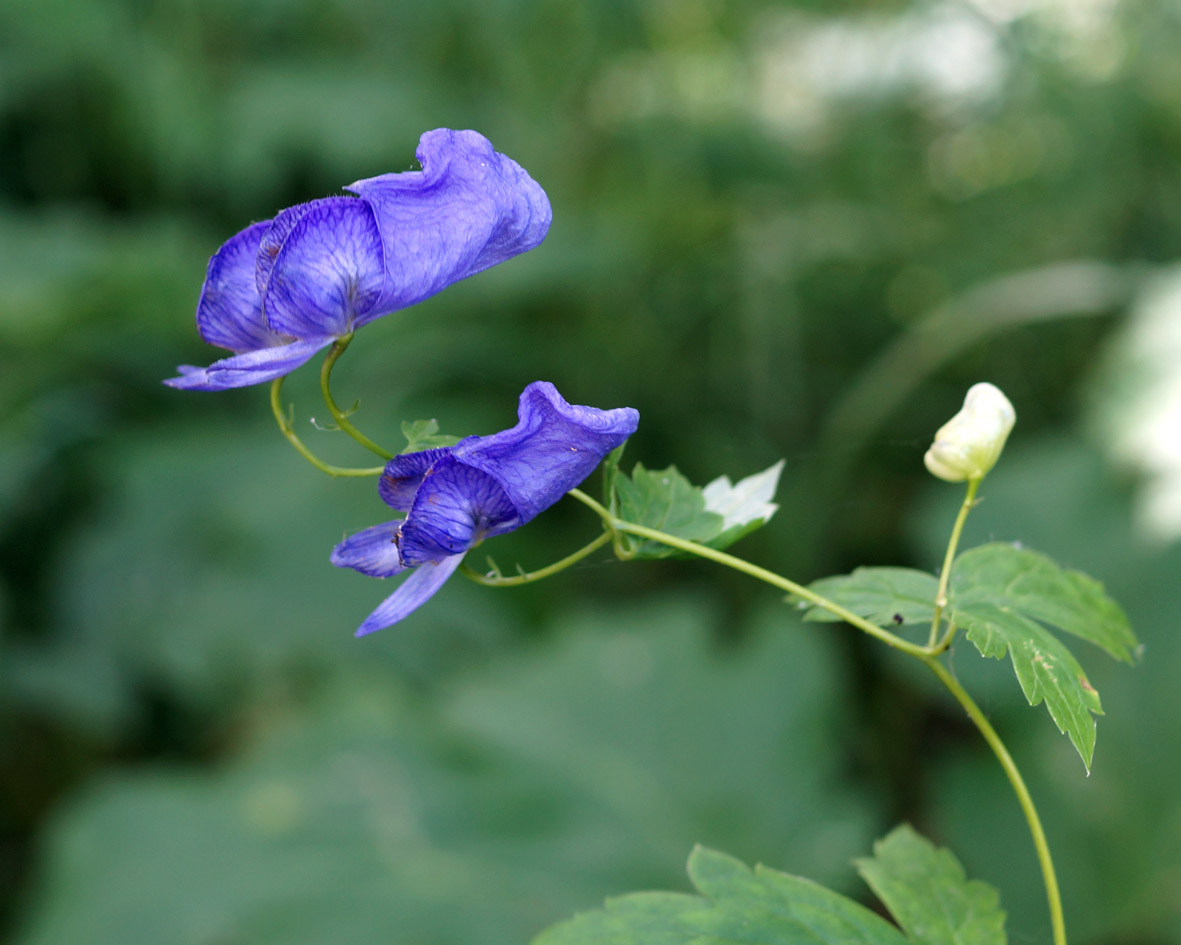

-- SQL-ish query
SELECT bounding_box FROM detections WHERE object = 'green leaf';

[601,443,626,510]
[612,463,724,558]
[534,846,911,945]
[611,461,785,558]
[948,542,1137,770]
[794,543,1135,770]
[951,544,1137,664]
[700,460,785,549]
[400,418,461,452]
[855,825,1006,945]
[531,893,699,945]
[796,568,939,630]
[953,600,1103,768]
[685,847,912,944]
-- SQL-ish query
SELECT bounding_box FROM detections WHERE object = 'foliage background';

[1,0,1179,942]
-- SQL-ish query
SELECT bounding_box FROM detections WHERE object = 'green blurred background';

[2,0,1180,942]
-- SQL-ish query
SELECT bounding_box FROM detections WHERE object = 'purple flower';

[332,382,639,636]
[166,129,551,391]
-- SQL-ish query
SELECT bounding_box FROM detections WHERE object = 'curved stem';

[566,489,929,659]
[319,335,394,461]
[925,658,1067,945]
[928,477,980,647]
[459,532,613,587]
[568,484,1065,943]
[269,378,385,478]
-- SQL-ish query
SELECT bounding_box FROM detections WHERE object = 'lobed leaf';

[534,846,910,945]
[947,543,1136,770]
[612,461,783,559]
[950,543,1137,663]
[950,600,1103,769]
[612,463,724,558]
[855,825,1006,945]
[793,543,1135,769]
[796,568,939,630]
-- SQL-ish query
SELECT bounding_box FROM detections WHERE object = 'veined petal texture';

[195,220,289,352]
[455,381,639,523]
[397,457,520,565]
[347,129,552,322]
[262,197,385,338]
[378,448,456,511]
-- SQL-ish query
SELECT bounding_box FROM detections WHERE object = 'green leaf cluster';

[11,601,879,945]
[611,461,783,559]
[400,418,461,453]
[534,825,1005,945]
[795,543,1136,769]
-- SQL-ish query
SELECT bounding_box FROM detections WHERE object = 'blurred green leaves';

[13,600,879,945]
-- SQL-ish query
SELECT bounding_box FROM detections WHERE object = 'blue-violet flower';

[332,382,639,636]
[166,129,551,390]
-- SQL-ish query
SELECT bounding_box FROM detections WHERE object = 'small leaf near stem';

[319,334,395,461]
[269,377,384,478]
[929,477,980,649]
[458,532,613,587]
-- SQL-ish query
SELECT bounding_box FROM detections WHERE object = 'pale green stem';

[925,658,1067,945]
[269,377,384,478]
[319,335,395,461]
[927,477,980,648]
[459,532,613,587]
[566,489,929,658]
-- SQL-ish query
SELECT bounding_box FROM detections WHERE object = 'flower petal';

[330,520,407,578]
[346,129,551,325]
[254,201,315,297]
[398,455,519,564]
[263,197,385,339]
[455,381,639,523]
[377,447,455,510]
[354,553,466,637]
[163,337,333,390]
[196,220,289,352]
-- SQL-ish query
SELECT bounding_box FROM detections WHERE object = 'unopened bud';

[924,383,1016,483]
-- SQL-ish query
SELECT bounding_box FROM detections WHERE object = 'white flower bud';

[924,383,1016,483]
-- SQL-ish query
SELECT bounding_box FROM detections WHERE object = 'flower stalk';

[319,335,395,460]
[269,377,384,478]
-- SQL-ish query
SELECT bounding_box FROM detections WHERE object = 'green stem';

[925,658,1067,945]
[459,532,613,587]
[566,489,929,659]
[269,378,385,478]
[319,335,394,461]
[928,477,979,648]
[569,479,1066,944]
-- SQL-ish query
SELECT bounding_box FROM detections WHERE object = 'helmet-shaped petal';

[347,129,552,325]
